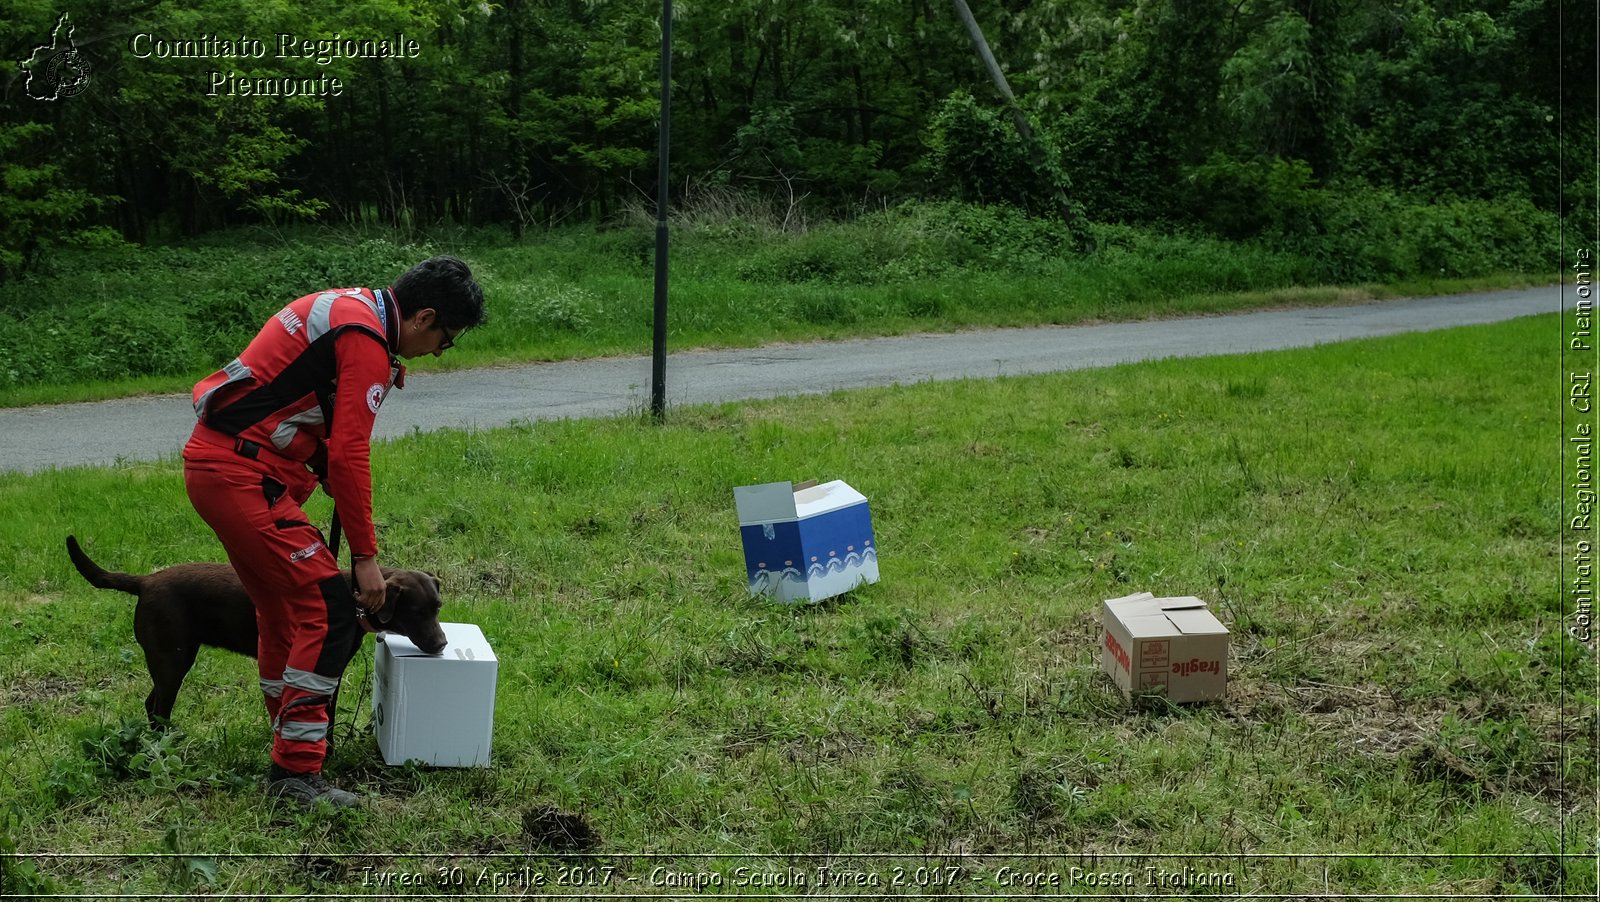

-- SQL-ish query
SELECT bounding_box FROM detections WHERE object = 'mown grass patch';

[0,314,1590,896]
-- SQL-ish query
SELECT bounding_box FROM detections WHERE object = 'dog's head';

[366,569,448,655]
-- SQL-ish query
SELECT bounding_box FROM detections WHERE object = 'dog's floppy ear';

[374,578,401,626]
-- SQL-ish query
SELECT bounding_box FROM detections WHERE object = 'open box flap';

[382,622,497,662]
[735,482,798,525]
[1103,591,1161,619]
[793,480,868,518]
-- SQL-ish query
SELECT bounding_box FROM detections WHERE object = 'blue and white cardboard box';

[735,480,879,603]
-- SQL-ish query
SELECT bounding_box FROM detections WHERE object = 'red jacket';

[189,287,404,558]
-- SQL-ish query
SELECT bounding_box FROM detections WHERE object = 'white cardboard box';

[373,622,498,767]
[734,480,879,603]
[1101,592,1229,703]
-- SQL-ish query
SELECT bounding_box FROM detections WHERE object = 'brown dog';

[66,535,447,730]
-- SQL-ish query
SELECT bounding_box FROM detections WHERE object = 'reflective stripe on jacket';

[190,287,404,557]
[194,288,401,458]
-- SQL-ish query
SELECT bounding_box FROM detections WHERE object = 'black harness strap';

[328,506,343,559]
[329,508,373,619]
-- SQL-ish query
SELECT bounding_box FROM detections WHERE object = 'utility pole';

[650,0,672,421]
[948,0,1032,144]
[946,0,1088,245]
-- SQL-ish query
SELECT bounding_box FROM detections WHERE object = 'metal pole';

[946,0,1087,245]
[650,0,672,422]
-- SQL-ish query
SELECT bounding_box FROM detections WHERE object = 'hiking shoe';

[267,771,361,809]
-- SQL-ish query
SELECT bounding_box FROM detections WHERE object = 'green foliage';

[75,300,202,381]
[0,122,116,280]
[250,237,431,298]
[737,200,1077,286]
[162,817,220,889]
[1302,191,1557,283]
[41,718,204,807]
[1565,129,1600,243]
[1183,151,1557,282]
[1343,0,1559,204]
[1219,10,1316,146]
[0,206,1557,399]
[0,0,1579,280]
[248,189,331,225]
[1052,0,1234,223]
[0,235,433,390]
[0,805,58,895]
[921,92,1063,214]
[499,279,600,335]
[734,106,805,174]
[1185,154,1325,240]
[78,718,185,781]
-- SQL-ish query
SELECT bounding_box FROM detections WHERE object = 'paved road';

[0,285,1571,474]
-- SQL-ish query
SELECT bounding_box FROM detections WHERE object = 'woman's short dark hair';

[393,256,486,330]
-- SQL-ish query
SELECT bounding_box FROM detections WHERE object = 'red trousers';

[183,432,358,775]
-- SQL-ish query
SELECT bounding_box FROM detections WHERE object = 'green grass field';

[0,313,1593,897]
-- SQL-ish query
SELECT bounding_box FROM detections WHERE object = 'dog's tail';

[65,535,144,595]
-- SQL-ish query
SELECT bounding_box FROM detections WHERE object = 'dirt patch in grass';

[0,673,90,708]
[782,732,871,764]
[1291,682,1445,758]
[1228,677,1584,800]
[721,727,873,764]
[1229,677,1445,754]
[466,562,520,597]
[522,804,600,852]
[1403,744,1504,796]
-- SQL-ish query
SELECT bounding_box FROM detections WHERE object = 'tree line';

[0,0,1590,280]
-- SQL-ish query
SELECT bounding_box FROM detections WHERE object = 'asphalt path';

[0,284,1571,474]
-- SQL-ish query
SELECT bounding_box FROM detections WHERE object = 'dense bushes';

[3,1,1579,269]
[920,93,1071,218]
[1310,192,1556,283]
[733,191,1554,290]
[1183,155,1558,282]
[0,191,1556,394]
[0,237,435,389]
[736,202,1078,286]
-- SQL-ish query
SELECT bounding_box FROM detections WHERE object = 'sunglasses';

[436,325,461,352]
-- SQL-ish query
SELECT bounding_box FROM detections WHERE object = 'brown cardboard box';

[1101,592,1229,702]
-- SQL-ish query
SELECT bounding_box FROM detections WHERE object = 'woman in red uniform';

[183,256,485,808]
